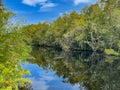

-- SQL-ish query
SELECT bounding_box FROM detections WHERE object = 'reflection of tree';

[28,47,120,90]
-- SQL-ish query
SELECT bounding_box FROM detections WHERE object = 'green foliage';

[0,1,31,89]
[22,0,120,54]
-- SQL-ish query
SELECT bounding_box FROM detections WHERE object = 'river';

[22,47,120,90]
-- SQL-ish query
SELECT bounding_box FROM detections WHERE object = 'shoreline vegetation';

[0,0,120,89]
[23,0,120,56]
[0,0,31,90]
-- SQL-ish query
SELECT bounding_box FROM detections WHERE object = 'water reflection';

[23,63,81,90]
[25,47,120,90]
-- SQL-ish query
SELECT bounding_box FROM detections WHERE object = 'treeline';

[23,0,120,55]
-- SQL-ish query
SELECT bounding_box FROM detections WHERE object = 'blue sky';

[3,0,97,24]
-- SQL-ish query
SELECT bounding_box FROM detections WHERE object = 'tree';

[0,1,31,89]
[22,0,120,55]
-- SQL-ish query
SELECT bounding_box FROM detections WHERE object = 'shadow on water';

[26,47,120,90]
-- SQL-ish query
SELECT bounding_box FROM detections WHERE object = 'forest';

[23,0,120,55]
[0,0,120,90]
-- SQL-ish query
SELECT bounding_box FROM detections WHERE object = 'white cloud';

[22,0,47,6]
[22,0,57,11]
[41,2,56,9]
[73,0,95,5]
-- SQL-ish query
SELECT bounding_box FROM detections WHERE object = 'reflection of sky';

[22,63,81,90]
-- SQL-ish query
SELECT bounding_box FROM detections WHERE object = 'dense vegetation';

[23,0,120,55]
[0,0,120,90]
[0,1,31,90]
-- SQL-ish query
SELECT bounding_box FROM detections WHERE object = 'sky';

[3,0,97,24]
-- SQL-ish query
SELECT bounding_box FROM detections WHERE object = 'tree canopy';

[23,0,120,55]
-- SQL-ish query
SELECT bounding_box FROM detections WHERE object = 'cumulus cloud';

[22,0,47,6]
[22,0,57,11]
[73,0,95,5]
[41,2,56,9]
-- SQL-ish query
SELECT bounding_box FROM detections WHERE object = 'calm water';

[22,47,120,90]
